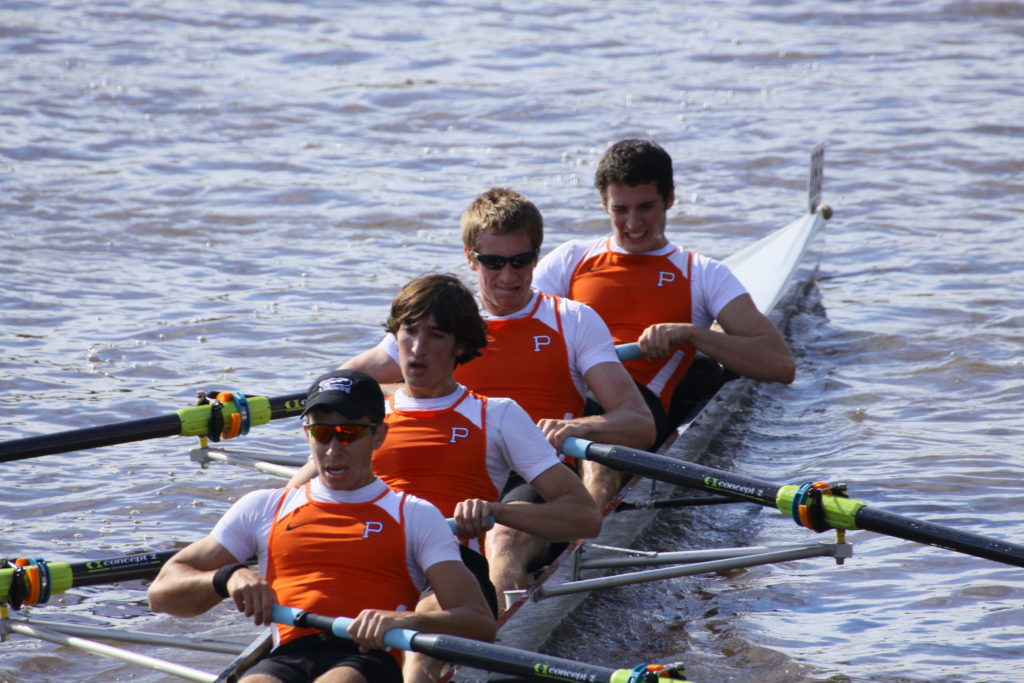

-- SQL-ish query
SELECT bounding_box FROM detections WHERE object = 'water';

[2,0,1023,680]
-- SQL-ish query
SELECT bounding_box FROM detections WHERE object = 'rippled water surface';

[2,1,1023,681]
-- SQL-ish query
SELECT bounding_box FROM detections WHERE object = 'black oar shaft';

[411,633,623,682]
[0,416,182,463]
[585,443,782,505]
[61,549,180,587]
[0,391,307,463]
[854,507,1024,568]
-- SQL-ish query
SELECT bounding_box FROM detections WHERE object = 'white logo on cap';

[319,377,354,394]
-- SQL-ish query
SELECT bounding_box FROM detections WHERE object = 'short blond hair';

[460,187,543,253]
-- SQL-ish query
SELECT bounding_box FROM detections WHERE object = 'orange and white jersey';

[374,385,562,551]
[534,237,746,409]
[211,478,459,649]
[378,291,619,424]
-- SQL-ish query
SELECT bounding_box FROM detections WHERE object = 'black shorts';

[244,632,401,683]
[458,545,499,617]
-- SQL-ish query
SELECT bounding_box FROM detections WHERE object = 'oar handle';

[446,515,495,535]
[615,343,642,361]
[273,604,421,649]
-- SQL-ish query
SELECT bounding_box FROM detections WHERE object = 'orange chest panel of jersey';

[568,246,693,344]
[454,293,584,423]
[266,487,420,647]
[569,247,695,406]
[374,391,497,518]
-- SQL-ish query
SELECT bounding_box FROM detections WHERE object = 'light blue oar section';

[615,343,642,361]
[272,604,420,650]
[446,515,494,535]
[561,436,593,461]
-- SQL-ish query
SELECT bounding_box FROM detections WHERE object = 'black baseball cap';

[301,369,385,422]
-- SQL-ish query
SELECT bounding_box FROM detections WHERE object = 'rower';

[290,274,603,615]
[533,139,796,447]
[148,370,495,683]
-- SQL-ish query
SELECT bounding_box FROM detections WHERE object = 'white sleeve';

[485,398,563,487]
[404,495,462,586]
[561,299,621,375]
[376,333,400,364]
[210,488,282,565]
[533,241,583,297]
[690,253,748,327]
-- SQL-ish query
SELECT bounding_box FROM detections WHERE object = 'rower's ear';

[372,421,389,449]
[665,188,675,211]
[464,246,478,271]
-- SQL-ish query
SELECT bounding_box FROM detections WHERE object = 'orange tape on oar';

[3,558,53,609]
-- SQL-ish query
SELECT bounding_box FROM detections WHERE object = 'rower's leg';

[314,669,369,682]
[581,460,629,511]
[400,594,447,683]
[485,523,549,609]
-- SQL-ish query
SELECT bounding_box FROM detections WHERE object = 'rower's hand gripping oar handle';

[446,515,495,536]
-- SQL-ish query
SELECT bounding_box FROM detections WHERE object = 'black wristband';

[212,563,247,598]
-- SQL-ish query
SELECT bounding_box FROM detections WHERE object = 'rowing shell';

[209,144,829,682]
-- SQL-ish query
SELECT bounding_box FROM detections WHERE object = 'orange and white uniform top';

[372,384,562,552]
[211,478,460,650]
[533,238,746,410]
[378,291,620,425]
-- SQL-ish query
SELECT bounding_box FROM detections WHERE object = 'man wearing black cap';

[148,369,495,683]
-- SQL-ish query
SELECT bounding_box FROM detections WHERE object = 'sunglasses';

[303,423,380,446]
[471,249,537,270]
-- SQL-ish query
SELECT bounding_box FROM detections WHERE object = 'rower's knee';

[402,651,445,683]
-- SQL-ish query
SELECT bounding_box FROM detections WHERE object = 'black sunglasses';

[471,249,537,270]
[304,423,380,446]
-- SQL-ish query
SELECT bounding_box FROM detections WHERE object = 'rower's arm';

[536,360,655,451]
[455,464,601,542]
[346,560,496,651]
[503,464,601,540]
[147,536,274,625]
[638,293,795,383]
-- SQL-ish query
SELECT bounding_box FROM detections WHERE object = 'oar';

[0,344,651,464]
[271,604,690,683]
[0,513,482,608]
[0,391,307,463]
[1,549,179,608]
[563,437,1024,569]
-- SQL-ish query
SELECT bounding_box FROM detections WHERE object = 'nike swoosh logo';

[285,523,308,530]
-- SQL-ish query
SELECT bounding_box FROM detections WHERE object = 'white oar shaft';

[7,621,218,682]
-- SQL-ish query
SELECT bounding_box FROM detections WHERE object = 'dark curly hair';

[594,139,675,205]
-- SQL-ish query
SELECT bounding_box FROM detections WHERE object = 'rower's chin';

[321,466,350,486]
